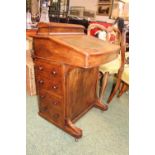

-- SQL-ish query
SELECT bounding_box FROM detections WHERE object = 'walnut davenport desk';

[33,22,120,139]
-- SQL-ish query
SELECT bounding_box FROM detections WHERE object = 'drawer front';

[38,90,64,111]
[34,59,63,96]
[34,60,62,80]
[38,91,64,126]
[35,76,63,96]
[39,101,64,126]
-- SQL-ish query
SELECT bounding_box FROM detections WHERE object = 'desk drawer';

[38,90,64,126]
[34,59,63,96]
[34,59,63,80]
[38,90,64,111]
[35,75,63,96]
[39,101,64,126]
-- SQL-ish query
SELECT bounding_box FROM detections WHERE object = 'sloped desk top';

[34,34,120,68]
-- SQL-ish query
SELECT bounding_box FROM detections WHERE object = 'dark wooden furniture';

[33,22,120,139]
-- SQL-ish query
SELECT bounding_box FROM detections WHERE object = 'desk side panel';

[66,67,98,121]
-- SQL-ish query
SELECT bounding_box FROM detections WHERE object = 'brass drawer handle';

[53,113,59,119]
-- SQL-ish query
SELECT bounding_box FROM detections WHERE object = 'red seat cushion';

[89,22,112,36]
[89,22,117,42]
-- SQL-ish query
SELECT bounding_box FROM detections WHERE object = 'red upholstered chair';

[108,27,129,101]
[87,23,126,103]
[89,21,112,36]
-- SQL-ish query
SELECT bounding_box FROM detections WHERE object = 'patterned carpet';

[26,77,129,155]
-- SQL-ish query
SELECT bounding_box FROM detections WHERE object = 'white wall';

[69,0,129,23]
[70,0,97,11]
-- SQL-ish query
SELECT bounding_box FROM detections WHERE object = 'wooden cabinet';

[33,22,120,138]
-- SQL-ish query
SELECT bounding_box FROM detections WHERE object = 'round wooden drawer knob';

[52,85,58,89]
[39,80,44,84]
[53,101,58,105]
[51,70,57,75]
[38,66,43,71]
[40,95,45,99]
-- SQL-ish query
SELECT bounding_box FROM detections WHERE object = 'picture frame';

[97,4,112,16]
[83,10,96,20]
[69,6,85,18]
[98,0,112,4]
